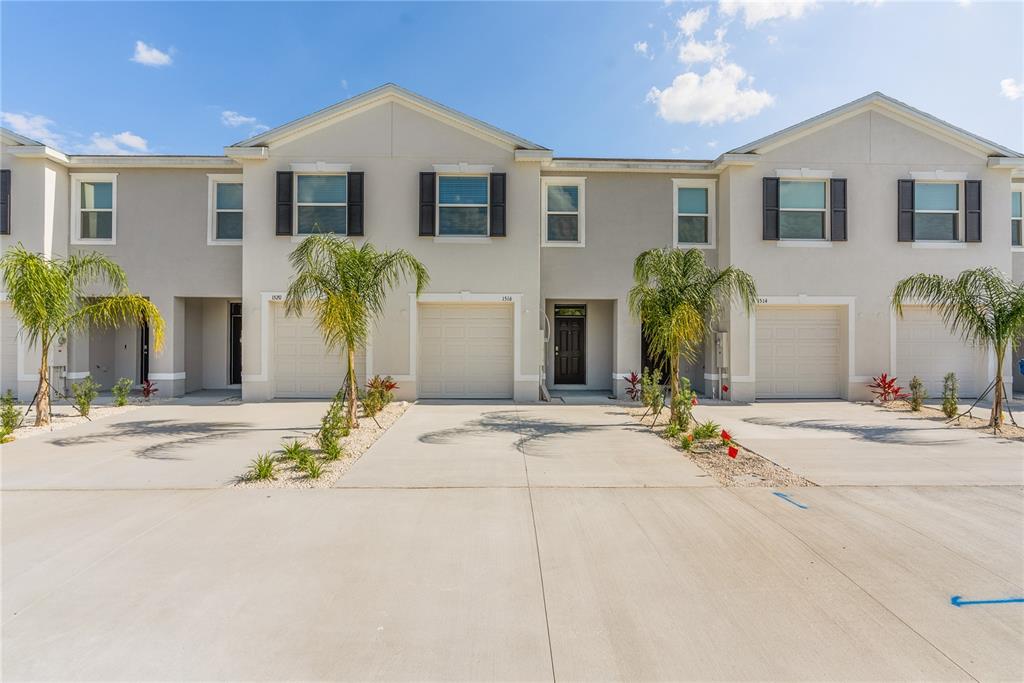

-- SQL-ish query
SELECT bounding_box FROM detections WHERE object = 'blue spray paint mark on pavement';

[951,595,1024,607]
[772,492,808,509]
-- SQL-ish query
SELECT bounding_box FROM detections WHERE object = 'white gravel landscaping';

[235,400,410,489]
[4,401,148,441]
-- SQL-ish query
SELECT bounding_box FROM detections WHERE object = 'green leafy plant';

[664,423,681,439]
[362,389,386,418]
[249,453,277,481]
[942,372,959,419]
[640,366,665,421]
[304,457,324,479]
[0,245,165,426]
[629,247,757,424]
[285,235,428,428]
[670,377,698,431]
[0,390,19,442]
[909,376,926,412]
[893,267,1024,429]
[281,439,311,464]
[679,432,694,451]
[692,419,720,441]
[70,377,100,417]
[112,377,133,407]
[321,440,343,461]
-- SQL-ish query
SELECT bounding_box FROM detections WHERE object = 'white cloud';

[0,111,65,147]
[677,6,710,36]
[634,40,652,59]
[341,79,349,90]
[647,62,774,124]
[707,140,719,148]
[766,34,779,44]
[718,0,818,28]
[221,110,258,127]
[1000,78,1023,101]
[131,40,172,67]
[678,28,729,63]
[82,131,149,154]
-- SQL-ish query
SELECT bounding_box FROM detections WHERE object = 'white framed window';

[71,173,117,244]
[779,179,828,240]
[1012,184,1022,249]
[207,174,242,245]
[542,177,585,247]
[673,178,716,248]
[913,181,961,241]
[295,174,347,235]
[437,175,489,237]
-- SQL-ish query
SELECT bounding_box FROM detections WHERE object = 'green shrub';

[942,373,959,419]
[671,377,697,430]
[321,440,343,461]
[304,457,324,479]
[679,432,694,451]
[640,367,664,418]
[362,390,386,418]
[249,453,277,481]
[692,419,720,441]
[664,423,681,439]
[281,439,311,464]
[111,377,133,407]
[71,377,100,417]
[909,376,926,412]
[0,390,19,441]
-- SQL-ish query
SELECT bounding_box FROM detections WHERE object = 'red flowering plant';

[141,379,159,400]
[625,371,642,401]
[727,445,739,459]
[720,429,732,446]
[868,373,908,403]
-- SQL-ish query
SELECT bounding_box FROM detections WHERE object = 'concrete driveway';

[3,401,1022,681]
[696,400,1024,486]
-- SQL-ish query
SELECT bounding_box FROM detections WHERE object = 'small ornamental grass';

[281,439,311,464]
[249,453,277,481]
[692,419,720,441]
[303,457,324,480]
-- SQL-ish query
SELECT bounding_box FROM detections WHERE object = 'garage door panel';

[273,306,364,398]
[895,308,984,397]
[756,306,842,399]
[418,303,513,399]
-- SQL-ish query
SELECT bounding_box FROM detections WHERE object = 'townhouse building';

[2,85,1022,405]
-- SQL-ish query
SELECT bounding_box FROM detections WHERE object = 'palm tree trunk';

[991,349,1005,429]
[669,352,681,422]
[35,342,51,427]
[347,346,359,428]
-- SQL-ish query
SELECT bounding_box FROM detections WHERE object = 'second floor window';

[779,180,826,240]
[1013,189,1022,247]
[438,175,488,236]
[913,182,959,240]
[296,174,347,235]
[215,182,243,240]
[72,174,117,243]
[677,187,709,243]
[543,179,584,245]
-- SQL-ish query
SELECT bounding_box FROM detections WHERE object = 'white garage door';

[2,303,19,396]
[418,303,513,399]
[895,307,986,398]
[273,306,365,398]
[756,306,842,399]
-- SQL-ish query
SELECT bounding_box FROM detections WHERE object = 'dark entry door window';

[229,303,242,385]
[554,305,586,384]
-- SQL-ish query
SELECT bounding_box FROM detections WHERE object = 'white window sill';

[776,240,832,248]
[433,235,491,244]
[911,241,966,249]
[542,241,585,248]
[208,239,242,247]
[71,238,115,246]
[1011,246,1024,253]
[673,243,715,250]
[290,233,350,243]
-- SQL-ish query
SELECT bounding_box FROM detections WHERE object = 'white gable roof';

[730,92,1022,159]
[228,83,549,152]
[1,127,43,147]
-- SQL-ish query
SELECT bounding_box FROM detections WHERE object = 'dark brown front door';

[229,303,242,385]
[554,305,586,384]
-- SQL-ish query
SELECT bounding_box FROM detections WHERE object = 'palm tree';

[0,245,165,427]
[285,234,429,428]
[892,267,1024,429]
[629,247,757,422]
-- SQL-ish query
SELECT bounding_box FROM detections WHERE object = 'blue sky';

[2,1,1022,157]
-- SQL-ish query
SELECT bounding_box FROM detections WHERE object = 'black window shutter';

[964,179,982,242]
[830,178,847,241]
[276,171,293,236]
[0,169,10,235]
[897,179,914,242]
[489,173,507,237]
[347,172,364,236]
[762,177,779,240]
[419,172,436,236]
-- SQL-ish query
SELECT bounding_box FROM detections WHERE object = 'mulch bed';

[627,407,814,487]
[880,400,1024,442]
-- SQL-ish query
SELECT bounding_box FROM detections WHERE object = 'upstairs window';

[913,182,959,240]
[542,178,584,245]
[779,180,826,240]
[208,175,242,244]
[296,174,347,235]
[72,173,116,244]
[438,175,488,236]
[1013,189,1022,247]
[673,179,716,247]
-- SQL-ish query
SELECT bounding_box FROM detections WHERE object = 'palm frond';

[71,295,167,352]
